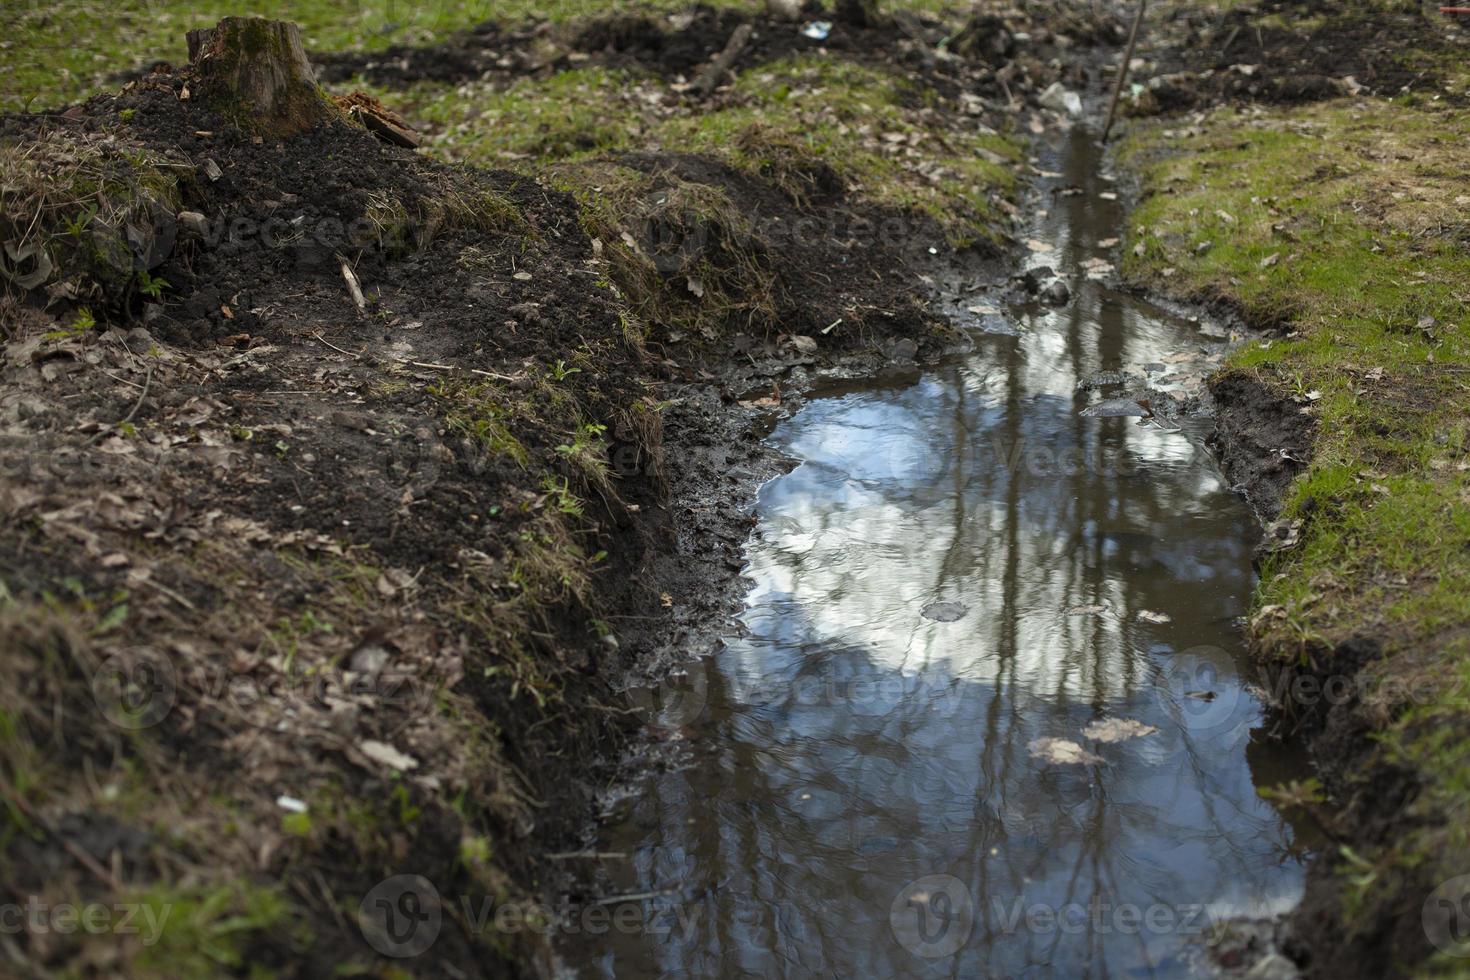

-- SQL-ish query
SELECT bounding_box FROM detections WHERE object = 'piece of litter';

[801,20,832,39]
[276,795,308,813]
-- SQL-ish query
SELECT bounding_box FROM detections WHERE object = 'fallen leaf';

[1029,737,1103,765]
[1065,603,1107,616]
[1082,718,1158,743]
[921,601,967,622]
[360,740,418,771]
[1137,609,1172,624]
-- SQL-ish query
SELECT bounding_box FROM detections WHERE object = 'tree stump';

[185,17,337,138]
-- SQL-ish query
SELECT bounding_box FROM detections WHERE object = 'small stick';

[397,359,522,382]
[0,773,123,892]
[338,255,366,313]
[83,364,153,447]
[1103,0,1149,141]
[312,331,360,358]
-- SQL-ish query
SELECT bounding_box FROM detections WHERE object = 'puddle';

[559,125,1309,977]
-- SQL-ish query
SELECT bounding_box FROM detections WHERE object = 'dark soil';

[313,3,1121,97]
[1130,0,1465,113]
[1206,370,1315,522]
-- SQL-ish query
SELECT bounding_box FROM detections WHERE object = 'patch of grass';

[1121,96,1470,938]
[366,181,527,257]
[0,129,184,305]
[412,67,644,164]
[130,880,293,975]
[403,55,1020,249]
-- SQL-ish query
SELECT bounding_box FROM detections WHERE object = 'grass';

[0,129,184,305]
[402,55,1020,247]
[1,0,765,113]
[1120,96,1470,954]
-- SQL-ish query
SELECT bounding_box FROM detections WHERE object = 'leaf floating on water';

[1082,718,1159,743]
[1029,737,1103,766]
[1137,609,1172,624]
[1065,603,1107,616]
[1025,238,1054,253]
[921,601,968,623]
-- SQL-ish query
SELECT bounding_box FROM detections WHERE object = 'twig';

[0,773,123,892]
[1103,0,1149,141]
[338,255,366,313]
[546,851,629,861]
[395,358,522,382]
[83,363,153,447]
[312,331,360,359]
[140,576,198,612]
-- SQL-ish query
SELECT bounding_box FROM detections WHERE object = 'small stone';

[177,211,209,236]
[1042,279,1071,306]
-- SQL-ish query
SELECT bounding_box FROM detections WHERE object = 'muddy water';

[563,127,1307,977]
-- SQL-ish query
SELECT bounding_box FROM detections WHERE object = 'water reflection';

[563,128,1305,978]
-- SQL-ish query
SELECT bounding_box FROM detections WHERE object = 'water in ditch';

[561,124,1309,978]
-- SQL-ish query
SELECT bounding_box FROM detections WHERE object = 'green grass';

[2,0,766,113]
[398,54,1019,247]
[1120,96,1470,946]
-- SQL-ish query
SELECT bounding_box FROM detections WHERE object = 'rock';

[1081,396,1151,418]
[1016,265,1054,293]
[1042,279,1071,306]
[349,644,390,675]
[177,211,209,237]
[1038,82,1083,117]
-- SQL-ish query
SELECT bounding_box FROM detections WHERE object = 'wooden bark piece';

[692,23,754,98]
[334,91,421,148]
[186,17,337,138]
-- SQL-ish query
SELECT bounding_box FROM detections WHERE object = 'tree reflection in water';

[564,127,1308,979]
